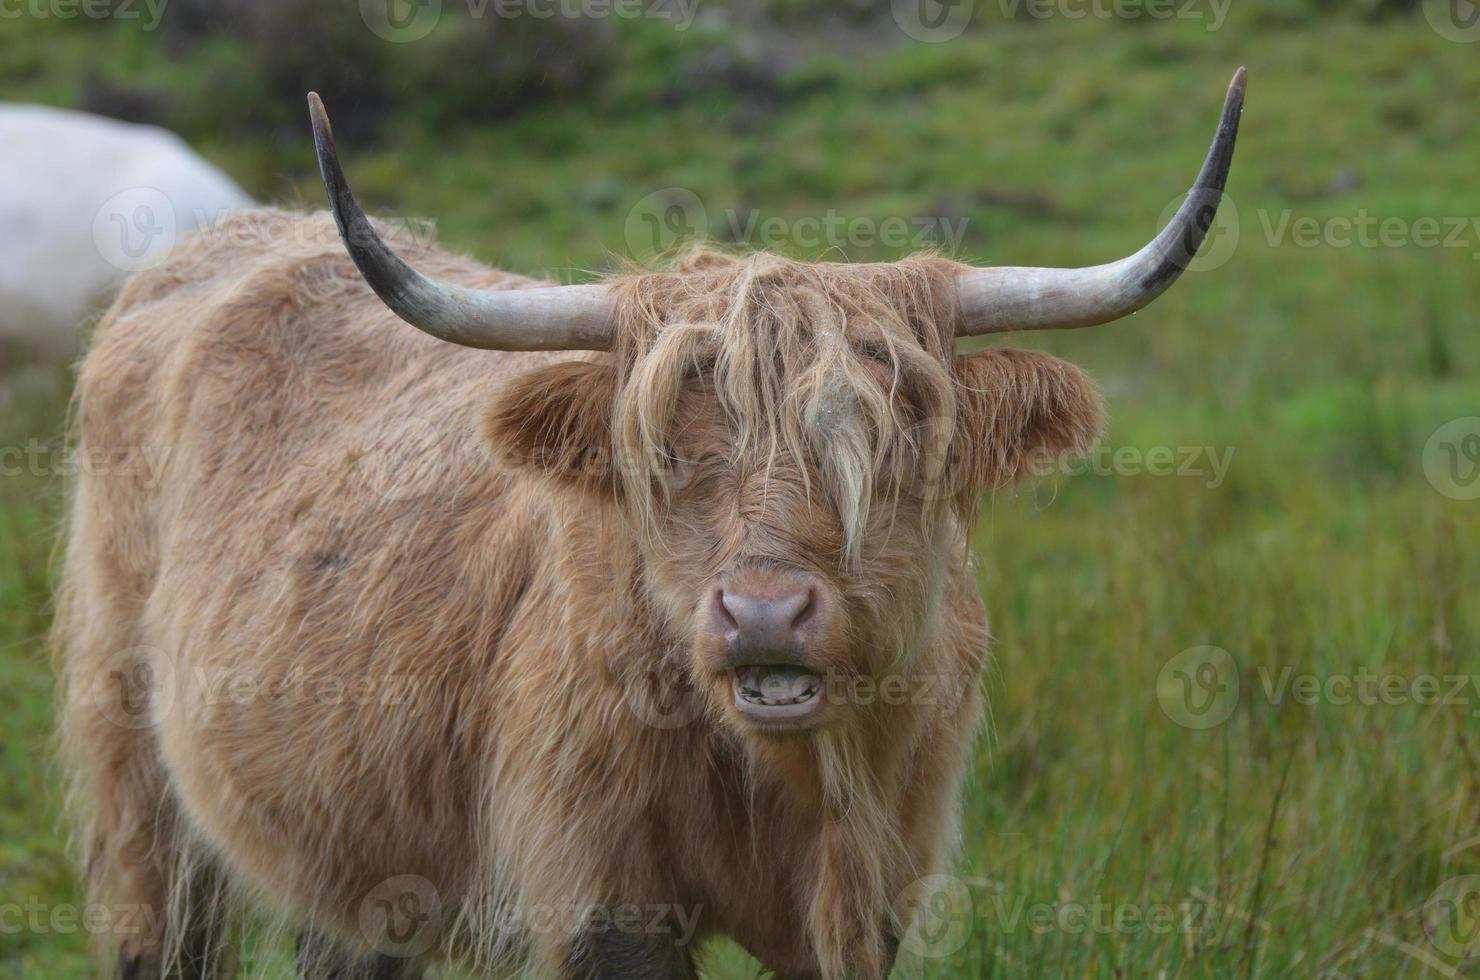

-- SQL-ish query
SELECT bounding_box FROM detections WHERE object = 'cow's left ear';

[951,349,1104,492]
[483,358,618,496]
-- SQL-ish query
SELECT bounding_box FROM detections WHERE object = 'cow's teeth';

[734,665,822,711]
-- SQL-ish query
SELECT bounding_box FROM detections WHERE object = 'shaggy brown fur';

[56,210,1103,978]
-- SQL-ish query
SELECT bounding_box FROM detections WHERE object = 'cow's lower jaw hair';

[731,664,824,728]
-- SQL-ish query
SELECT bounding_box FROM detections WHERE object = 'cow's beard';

[712,674,914,979]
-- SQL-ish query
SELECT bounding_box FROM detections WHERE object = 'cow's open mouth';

[730,665,823,725]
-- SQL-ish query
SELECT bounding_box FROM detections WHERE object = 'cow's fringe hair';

[608,248,965,567]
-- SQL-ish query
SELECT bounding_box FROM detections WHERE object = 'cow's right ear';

[483,359,618,496]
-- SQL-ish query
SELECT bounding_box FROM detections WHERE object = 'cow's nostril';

[790,588,817,630]
[712,587,739,633]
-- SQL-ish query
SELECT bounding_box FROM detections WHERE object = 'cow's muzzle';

[705,570,832,729]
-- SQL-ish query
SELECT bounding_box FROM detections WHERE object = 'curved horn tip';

[306,93,357,239]
[953,69,1248,337]
[300,88,614,351]
[306,92,332,146]
[1226,67,1248,112]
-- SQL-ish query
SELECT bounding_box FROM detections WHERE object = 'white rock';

[0,104,253,358]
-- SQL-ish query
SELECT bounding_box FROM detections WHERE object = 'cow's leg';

[55,512,235,979]
[563,924,698,980]
[113,912,230,980]
[295,927,423,980]
[60,595,230,980]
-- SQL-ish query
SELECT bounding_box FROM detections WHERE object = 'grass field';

[2,3,1479,976]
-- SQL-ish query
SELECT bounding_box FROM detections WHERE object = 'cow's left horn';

[955,67,1246,336]
[308,93,614,351]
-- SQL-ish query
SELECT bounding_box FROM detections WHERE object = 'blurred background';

[1,0,1478,976]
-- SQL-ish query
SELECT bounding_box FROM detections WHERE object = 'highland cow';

[56,70,1244,979]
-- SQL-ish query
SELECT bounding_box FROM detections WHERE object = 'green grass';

[3,3,1479,976]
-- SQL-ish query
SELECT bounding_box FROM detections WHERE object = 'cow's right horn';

[954,67,1246,336]
[308,93,614,351]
